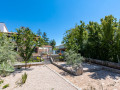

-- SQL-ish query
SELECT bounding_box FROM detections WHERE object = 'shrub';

[59,53,62,56]
[0,63,15,77]
[16,72,27,86]
[64,50,84,69]
[0,34,17,77]
[22,72,27,84]
[59,56,64,61]
[2,84,9,89]
[37,57,41,62]
[0,79,4,84]
[41,58,44,62]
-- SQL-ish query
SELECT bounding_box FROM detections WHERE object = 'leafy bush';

[0,79,4,84]
[41,58,44,62]
[37,57,41,62]
[59,56,64,61]
[0,34,17,76]
[59,53,62,56]
[64,50,84,69]
[2,84,9,89]
[0,63,14,77]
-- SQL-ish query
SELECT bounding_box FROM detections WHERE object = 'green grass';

[2,84,9,89]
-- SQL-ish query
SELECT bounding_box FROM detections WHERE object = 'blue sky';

[0,0,120,45]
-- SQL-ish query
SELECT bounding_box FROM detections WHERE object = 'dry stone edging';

[85,58,120,74]
[85,58,120,69]
[50,57,78,75]
[14,62,44,68]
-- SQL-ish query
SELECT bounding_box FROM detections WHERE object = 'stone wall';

[85,58,120,70]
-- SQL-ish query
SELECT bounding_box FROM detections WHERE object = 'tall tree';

[14,27,44,68]
[37,29,42,36]
[63,15,120,63]
[49,39,56,50]
[42,32,49,45]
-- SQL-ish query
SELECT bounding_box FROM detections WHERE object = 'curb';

[45,65,81,90]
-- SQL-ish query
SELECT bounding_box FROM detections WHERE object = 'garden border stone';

[50,57,83,76]
[50,57,120,75]
[14,62,44,68]
[85,58,120,70]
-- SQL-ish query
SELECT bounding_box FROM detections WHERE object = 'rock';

[75,67,83,75]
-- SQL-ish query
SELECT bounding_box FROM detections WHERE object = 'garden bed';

[47,63,120,90]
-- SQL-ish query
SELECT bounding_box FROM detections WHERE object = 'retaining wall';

[85,58,120,70]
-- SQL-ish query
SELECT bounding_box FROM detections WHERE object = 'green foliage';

[49,39,56,50]
[62,22,88,53]
[0,79,4,84]
[63,15,120,63]
[37,29,42,36]
[59,56,64,59]
[64,50,84,68]
[37,57,41,62]
[2,84,9,89]
[0,34,17,76]
[16,72,27,87]
[22,72,27,84]
[42,32,49,45]
[14,27,44,68]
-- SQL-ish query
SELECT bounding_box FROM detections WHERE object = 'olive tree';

[0,34,17,76]
[64,50,84,75]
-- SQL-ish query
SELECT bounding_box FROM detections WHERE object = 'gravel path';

[1,65,77,90]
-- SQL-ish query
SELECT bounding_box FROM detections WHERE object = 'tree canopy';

[42,32,49,45]
[14,27,44,68]
[49,39,56,50]
[62,15,120,63]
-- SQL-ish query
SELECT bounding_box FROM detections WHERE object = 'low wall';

[14,62,44,68]
[85,58,120,70]
[50,54,60,61]
[50,57,81,76]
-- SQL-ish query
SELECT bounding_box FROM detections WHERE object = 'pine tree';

[42,32,49,45]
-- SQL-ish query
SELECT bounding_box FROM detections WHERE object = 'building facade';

[55,44,66,54]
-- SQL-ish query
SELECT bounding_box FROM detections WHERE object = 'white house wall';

[0,23,8,32]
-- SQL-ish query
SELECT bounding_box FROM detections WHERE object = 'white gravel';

[0,65,77,90]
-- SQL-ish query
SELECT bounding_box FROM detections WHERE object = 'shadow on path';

[12,67,34,76]
[88,69,120,80]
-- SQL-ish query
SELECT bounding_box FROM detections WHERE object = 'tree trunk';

[25,60,27,69]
